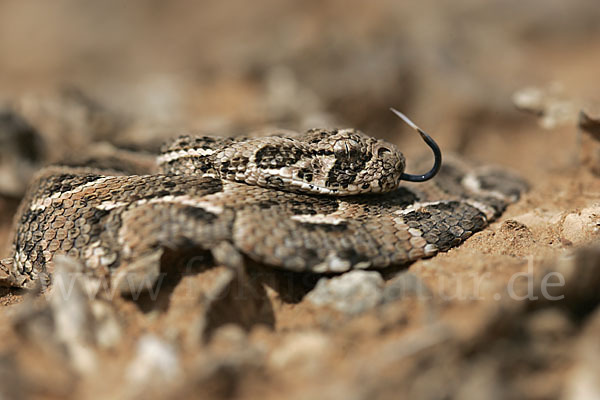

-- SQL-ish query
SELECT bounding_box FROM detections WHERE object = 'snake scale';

[0,110,527,292]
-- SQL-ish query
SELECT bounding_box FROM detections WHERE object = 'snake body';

[0,127,527,291]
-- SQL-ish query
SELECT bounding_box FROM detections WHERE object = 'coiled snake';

[0,109,527,292]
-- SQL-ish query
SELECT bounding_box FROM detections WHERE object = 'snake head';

[281,109,441,195]
[157,109,441,197]
[315,129,407,194]
[241,128,409,196]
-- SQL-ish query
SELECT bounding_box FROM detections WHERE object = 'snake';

[0,109,527,292]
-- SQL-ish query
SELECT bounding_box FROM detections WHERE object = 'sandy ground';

[0,1,599,399]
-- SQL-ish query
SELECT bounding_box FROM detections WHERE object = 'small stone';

[307,270,384,315]
[126,335,181,386]
[561,206,600,245]
[91,301,122,349]
[50,256,98,374]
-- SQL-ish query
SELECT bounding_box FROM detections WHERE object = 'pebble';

[561,205,600,245]
[307,270,384,315]
[50,256,98,374]
[126,334,181,386]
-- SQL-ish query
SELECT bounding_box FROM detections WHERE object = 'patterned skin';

[158,129,407,196]
[0,128,527,292]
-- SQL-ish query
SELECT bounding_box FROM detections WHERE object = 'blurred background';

[1,0,598,168]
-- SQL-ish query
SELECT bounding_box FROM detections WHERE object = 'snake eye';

[377,147,391,157]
